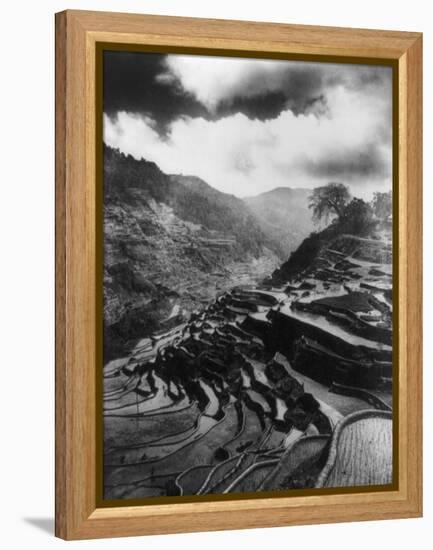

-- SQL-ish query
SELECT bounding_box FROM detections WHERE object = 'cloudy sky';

[103,51,392,199]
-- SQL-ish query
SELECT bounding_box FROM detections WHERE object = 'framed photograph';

[55,10,422,540]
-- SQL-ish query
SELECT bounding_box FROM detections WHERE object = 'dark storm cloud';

[158,57,391,122]
[214,66,329,120]
[230,63,390,120]
[300,142,390,181]
[103,51,208,134]
[104,54,392,198]
[103,51,328,129]
[216,92,288,121]
[104,52,391,129]
[216,91,328,121]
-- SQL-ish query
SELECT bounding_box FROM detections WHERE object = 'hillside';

[103,146,282,359]
[244,187,315,256]
[168,174,282,257]
[104,208,393,499]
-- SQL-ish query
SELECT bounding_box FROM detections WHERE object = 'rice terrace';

[102,51,394,501]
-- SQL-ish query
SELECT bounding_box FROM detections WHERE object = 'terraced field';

[104,230,393,499]
[316,410,393,488]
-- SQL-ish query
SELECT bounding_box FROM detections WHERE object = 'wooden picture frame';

[55,9,422,540]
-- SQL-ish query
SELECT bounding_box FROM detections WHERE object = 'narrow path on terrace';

[279,304,392,351]
[260,434,330,491]
[275,353,370,417]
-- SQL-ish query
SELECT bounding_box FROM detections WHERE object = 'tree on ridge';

[308,182,351,224]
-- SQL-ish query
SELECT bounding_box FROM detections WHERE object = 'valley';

[103,146,312,360]
[100,52,395,503]
[103,222,393,499]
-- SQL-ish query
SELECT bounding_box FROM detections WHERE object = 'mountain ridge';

[243,186,313,200]
[244,186,316,256]
[103,146,283,359]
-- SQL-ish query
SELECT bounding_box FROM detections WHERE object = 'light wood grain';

[404,34,423,514]
[72,9,421,59]
[55,10,422,540]
[55,10,67,536]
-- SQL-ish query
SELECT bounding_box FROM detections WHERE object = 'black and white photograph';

[102,51,394,501]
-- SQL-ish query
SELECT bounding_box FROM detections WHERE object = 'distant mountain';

[167,174,282,258]
[104,147,281,257]
[244,187,315,256]
[103,146,282,359]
